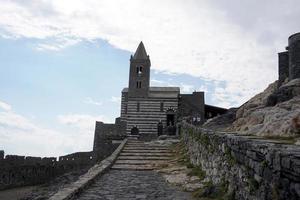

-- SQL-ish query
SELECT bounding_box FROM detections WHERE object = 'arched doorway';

[131,126,139,135]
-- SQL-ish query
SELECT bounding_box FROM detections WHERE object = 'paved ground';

[76,139,193,200]
[76,170,192,200]
[0,186,37,200]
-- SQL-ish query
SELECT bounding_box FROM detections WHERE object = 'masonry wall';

[181,122,300,200]
[0,151,97,190]
[179,92,205,124]
[278,51,289,85]
[93,119,126,158]
[121,96,178,139]
[288,33,300,80]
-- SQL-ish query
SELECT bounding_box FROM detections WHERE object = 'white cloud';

[0,100,112,157]
[110,96,121,104]
[150,79,166,86]
[0,0,298,107]
[0,109,74,157]
[57,113,113,130]
[180,83,194,93]
[83,97,103,106]
[0,100,11,111]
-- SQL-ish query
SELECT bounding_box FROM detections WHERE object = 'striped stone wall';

[120,94,178,137]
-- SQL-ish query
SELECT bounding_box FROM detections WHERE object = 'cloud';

[57,113,113,130]
[0,100,11,111]
[110,96,121,104]
[0,108,73,157]
[180,83,194,93]
[150,79,166,86]
[83,97,103,106]
[0,100,112,157]
[0,0,299,107]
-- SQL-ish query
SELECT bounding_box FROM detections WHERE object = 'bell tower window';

[136,81,142,88]
[136,66,143,76]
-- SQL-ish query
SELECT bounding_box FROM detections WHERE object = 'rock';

[231,79,300,137]
[267,78,300,106]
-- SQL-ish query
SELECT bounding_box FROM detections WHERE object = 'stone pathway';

[75,139,193,200]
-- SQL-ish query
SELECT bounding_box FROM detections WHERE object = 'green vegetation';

[262,135,298,144]
[248,177,259,193]
[187,165,206,180]
[224,146,237,167]
[192,180,234,200]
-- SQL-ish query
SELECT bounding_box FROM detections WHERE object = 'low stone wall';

[49,139,127,200]
[181,122,300,200]
[0,150,107,190]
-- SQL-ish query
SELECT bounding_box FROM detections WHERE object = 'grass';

[187,165,206,180]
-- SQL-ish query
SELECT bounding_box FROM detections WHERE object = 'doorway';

[131,126,139,135]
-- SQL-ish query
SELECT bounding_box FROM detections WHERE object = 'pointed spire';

[133,41,148,59]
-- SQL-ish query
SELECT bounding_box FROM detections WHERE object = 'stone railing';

[181,122,300,200]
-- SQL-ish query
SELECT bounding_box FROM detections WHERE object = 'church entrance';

[166,109,176,135]
[131,126,139,135]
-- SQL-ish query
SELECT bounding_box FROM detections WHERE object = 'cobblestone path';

[75,139,193,200]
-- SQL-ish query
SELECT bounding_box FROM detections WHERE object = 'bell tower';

[128,41,151,98]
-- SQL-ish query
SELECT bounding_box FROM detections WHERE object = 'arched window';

[136,81,142,88]
[136,66,143,75]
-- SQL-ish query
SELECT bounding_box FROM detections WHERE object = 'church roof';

[122,87,180,98]
[133,41,148,59]
[122,87,180,93]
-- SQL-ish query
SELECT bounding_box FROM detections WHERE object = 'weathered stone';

[181,122,300,200]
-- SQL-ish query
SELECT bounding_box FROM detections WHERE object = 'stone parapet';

[181,122,300,200]
[49,139,127,200]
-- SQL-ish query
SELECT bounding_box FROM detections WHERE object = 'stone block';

[281,156,291,169]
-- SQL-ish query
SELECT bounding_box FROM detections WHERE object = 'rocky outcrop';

[203,108,238,131]
[231,79,300,137]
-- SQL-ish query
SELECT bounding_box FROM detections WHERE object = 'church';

[93,42,227,147]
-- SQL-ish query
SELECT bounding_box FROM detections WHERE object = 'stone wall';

[179,92,205,125]
[289,33,300,80]
[278,51,289,85]
[181,122,300,200]
[93,118,126,154]
[0,150,97,190]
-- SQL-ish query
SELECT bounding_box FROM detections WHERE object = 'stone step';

[122,150,171,153]
[115,160,167,165]
[111,164,156,171]
[117,156,172,160]
[120,152,173,157]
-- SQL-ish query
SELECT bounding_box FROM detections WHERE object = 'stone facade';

[181,122,300,200]
[279,32,300,85]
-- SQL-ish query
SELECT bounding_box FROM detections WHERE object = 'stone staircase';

[111,138,173,170]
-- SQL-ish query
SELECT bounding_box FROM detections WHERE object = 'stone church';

[93,42,227,147]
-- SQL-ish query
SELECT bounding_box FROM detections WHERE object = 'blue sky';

[0,0,299,157]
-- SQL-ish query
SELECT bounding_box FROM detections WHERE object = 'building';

[278,32,300,85]
[93,42,227,146]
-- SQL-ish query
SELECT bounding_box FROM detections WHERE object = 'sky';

[0,0,299,157]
